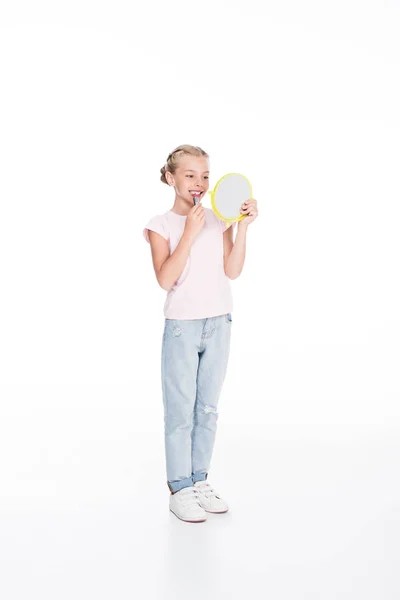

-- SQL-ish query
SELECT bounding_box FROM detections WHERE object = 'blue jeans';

[161,313,232,493]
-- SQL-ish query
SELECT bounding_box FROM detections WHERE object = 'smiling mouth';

[189,190,203,197]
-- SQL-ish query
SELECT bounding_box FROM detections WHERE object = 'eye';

[186,175,194,178]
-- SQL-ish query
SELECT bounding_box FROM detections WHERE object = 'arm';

[148,203,205,290]
[223,222,248,280]
[223,198,259,279]
[148,230,193,291]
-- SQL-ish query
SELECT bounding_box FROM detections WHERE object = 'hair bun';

[160,165,168,184]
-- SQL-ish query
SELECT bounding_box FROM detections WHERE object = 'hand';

[239,198,258,225]
[184,202,205,241]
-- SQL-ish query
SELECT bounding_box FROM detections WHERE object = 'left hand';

[239,198,258,225]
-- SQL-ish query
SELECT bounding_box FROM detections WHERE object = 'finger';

[192,203,203,214]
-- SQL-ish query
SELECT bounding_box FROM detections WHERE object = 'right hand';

[184,202,205,241]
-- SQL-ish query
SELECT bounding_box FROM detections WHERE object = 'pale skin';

[148,155,258,290]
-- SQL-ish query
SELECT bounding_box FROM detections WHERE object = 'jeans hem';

[168,472,208,492]
[168,477,194,493]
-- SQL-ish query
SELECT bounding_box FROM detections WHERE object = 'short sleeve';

[143,215,169,243]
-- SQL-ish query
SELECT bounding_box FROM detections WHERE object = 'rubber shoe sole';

[169,508,207,523]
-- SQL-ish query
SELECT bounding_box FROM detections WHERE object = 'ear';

[165,171,175,187]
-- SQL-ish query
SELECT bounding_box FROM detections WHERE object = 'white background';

[0,1,399,598]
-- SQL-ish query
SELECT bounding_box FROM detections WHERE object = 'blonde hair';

[160,144,209,185]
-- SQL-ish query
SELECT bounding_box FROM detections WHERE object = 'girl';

[143,145,258,523]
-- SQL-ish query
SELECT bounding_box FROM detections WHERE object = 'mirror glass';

[213,174,252,220]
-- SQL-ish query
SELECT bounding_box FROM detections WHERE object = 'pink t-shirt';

[143,208,236,320]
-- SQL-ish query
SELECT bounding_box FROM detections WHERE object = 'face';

[166,155,210,204]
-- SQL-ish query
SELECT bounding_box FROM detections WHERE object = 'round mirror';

[209,173,252,225]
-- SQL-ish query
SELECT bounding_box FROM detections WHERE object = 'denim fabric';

[161,313,232,493]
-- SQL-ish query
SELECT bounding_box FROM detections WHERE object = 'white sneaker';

[169,486,207,523]
[194,481,229,513]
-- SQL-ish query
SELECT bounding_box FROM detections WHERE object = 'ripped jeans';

[161,313,232,493]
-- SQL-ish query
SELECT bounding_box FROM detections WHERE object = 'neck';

[171,195,195,216]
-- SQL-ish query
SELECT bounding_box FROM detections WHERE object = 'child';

[143,145,258,523]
